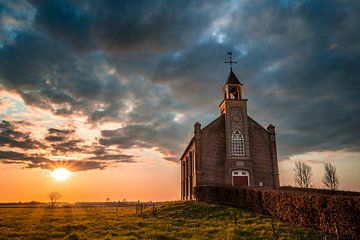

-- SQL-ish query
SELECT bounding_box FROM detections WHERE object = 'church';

[180,57,280,200]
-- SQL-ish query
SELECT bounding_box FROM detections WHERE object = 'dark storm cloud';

[150,41,234,108]
[0,0,359,162]
[88,145,135,162]
[216,0,360,157]
[0,0,35,46]
[44,127,136,163]
[0,121,135,170]
[0,31,128,121]
[29,0,93,50]
[45,128,74,142]
[0,120,44,149]
[44,127,84,153]
[29,0,218,53]
[0,150,49,163]
[125,0,360,158]
[87,154,134,162]
[90,0,217,53]
[144,0,360,158]
[1,151,133,171]
[0,150,106,171]
[100,122,185,161]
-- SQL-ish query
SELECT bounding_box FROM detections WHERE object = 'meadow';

[0,201,327,240]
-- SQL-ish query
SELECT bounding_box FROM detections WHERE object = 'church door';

[232,170,249,187]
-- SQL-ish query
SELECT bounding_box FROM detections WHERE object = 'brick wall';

[200,115,226,185]
[248,117,277,187]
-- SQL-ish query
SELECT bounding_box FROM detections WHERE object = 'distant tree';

[105,198,111,204]
[322,162,339,190]
[48,191,62,208]
[293,161,312,188]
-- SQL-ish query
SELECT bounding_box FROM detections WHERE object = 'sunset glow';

[0,0,359,204]
[51,168,71,181]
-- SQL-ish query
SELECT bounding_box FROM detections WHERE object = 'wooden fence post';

[271,220,276,238]
[233,210,237,226]
[334,223,339,240]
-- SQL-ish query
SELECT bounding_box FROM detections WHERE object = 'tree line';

[293,161,339,190]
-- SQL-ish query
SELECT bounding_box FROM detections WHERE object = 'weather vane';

[225,51,237,71]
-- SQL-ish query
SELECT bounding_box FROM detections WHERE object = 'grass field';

[0,201,325,240]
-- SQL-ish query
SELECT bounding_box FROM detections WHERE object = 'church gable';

[200,115,226,185]
[247,116,270,136]
[201,114,225,133]
[247,117,272,180]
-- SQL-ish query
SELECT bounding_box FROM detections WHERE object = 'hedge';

[279,186,360,196]
[194,186,360,239]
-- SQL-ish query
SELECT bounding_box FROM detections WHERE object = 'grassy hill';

[0,201,325,239]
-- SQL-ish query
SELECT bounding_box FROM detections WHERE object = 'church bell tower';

[219,53,251,163]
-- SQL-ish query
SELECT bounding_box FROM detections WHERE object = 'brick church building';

[180,64,280,200]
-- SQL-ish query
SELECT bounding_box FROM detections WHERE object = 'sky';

[0,0,359,202]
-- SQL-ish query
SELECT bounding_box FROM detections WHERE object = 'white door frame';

[232,170,250,187]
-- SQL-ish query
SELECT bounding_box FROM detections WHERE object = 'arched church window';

[232,129,245,156]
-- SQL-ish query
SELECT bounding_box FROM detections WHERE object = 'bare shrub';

[293,161,312,188]
[323,162,339,190]
[48,191,62,208]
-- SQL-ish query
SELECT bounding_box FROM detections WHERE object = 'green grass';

[0,201,324,239]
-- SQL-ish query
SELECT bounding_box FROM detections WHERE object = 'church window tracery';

[232,129,245,156]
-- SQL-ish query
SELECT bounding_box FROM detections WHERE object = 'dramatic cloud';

[0,150,48,163]
[0,120,134,171]
[0,150,108,172]
[29,0,219,53]
[100,122,185,161]
[45,127,84,154]
[221,0,360,157]
[0,120,43,149]
[29,0,93,50]
[0,0,359,167]
[25,160,108,172]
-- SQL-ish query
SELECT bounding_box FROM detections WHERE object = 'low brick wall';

[194,186,360,239]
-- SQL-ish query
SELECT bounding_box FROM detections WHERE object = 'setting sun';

[51,168,71,181]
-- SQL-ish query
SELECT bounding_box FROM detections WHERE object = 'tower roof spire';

[226,70,242,85]
[224,52,242,85]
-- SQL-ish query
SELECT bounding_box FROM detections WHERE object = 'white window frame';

[232,129,245,156]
